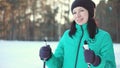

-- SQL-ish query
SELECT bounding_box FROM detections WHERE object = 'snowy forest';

[0,0,120,43]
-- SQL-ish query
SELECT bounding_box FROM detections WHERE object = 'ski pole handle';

[83,41,90,68]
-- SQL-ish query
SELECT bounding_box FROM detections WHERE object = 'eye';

[79,9,84,12]
[73,12,76,14]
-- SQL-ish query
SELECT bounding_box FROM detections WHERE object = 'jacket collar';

[75,23,87,31]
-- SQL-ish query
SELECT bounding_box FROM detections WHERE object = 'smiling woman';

[39,0,116,68]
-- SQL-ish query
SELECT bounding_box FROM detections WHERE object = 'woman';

[39,0,116,68]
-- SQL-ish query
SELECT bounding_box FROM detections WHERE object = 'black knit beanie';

[71,0,95,18]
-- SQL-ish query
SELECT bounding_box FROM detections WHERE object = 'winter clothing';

[71,0,95,18]
[46,23,116,68]
[39,45,52,61]
[84,50,101,66]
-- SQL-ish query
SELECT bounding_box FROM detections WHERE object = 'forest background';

[0,0,120,43]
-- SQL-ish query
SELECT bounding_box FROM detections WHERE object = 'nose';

[76,13,81,18]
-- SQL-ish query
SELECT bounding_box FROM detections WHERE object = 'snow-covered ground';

[0,40,120,68]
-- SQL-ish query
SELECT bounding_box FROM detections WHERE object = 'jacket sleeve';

[46,31,68,68]
[92,32,116,68]
[46,42,64,68]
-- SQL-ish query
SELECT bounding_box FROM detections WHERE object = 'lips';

[76,18,83,23]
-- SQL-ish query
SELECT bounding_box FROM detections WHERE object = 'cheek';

[83,13,89,21]
[85,15,89,21]
[73,15,76,20]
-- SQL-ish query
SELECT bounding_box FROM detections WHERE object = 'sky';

[93,0,100,5]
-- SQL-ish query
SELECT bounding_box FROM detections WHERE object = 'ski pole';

[83,41,90,68]
[43,59,46,68]
[42,39,47,68]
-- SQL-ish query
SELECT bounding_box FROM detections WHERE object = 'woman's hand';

[39,45,52,61]
[84,50,101,66]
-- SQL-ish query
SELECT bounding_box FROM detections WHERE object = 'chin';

[76,23,83,25]
[76,22,87,25]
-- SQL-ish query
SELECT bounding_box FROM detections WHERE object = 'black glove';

[84,50,101,66]
[39,45,52,61]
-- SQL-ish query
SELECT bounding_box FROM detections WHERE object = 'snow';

[0,40,120,68]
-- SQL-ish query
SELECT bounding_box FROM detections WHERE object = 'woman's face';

[73,7,89,25]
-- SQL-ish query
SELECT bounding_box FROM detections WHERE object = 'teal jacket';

[46,23,116,68]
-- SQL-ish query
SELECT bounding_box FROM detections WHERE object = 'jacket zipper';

[74,25,84,68]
